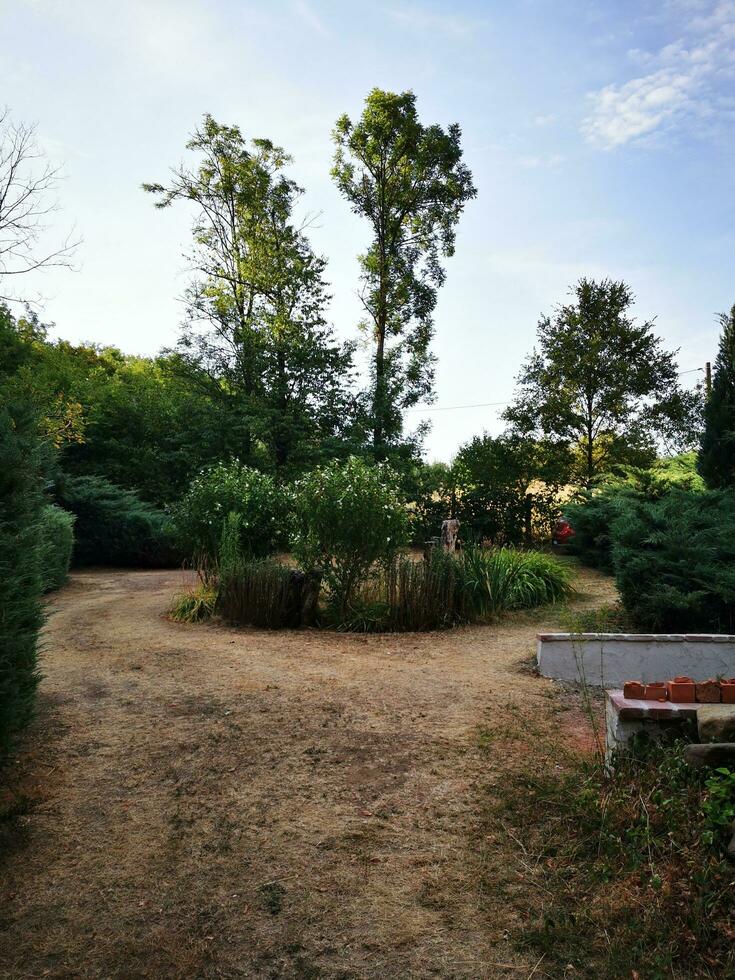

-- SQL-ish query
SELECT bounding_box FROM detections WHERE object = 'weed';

[478,736,735,978]
[258,880,285,915]
[168,584,218,623]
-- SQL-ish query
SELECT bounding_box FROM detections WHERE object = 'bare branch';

[0,108,80,302]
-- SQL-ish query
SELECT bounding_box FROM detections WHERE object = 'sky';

[3,0,734,461]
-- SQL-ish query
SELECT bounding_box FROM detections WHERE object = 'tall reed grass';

[337,546,572,632]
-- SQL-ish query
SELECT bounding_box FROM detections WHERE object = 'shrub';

[291,457,409,614]
[37,504,75,592]
[172,461,285,563]
[57,474,177,567]
[462,545,573,617]
[611,488,735,632]
[338,549,473,632]
[0,397,45,755]
[335,547,572,633]
[217,513,319,628]
[565,489,637,573]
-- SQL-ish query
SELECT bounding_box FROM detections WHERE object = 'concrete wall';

[537,633,735,687]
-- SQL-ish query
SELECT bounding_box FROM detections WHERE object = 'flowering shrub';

[291,456,409,614]
[171,461,286,561]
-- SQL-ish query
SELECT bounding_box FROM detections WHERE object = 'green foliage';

[168,583,218,623]
[146,114,357,474]
[337,549,473,632]
[217,512,320,628]
[483,738,734,977]
[454,433,570,544]
[335,547,571,633]
[57,475,177,567]
[0,396,45,755]
[612,489,735,632]
[38,504,75,592]
[461,545,573,617]
[505,278,703,486]
[566,452,704,573]
[332,88,476,455]
[404,460,457,544]
[565,489,637,573]
[291,457,410,613]
[701,768,735,847]
[699,304,735,489]
[172,461,286,562]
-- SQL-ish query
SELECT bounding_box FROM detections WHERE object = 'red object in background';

[644,682,668,702]
[720,679,735,704]
[668,676,696,703]
[553,518,575,546]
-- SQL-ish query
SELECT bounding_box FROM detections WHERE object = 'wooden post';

[706,361,712,395]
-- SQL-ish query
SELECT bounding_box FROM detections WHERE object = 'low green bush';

[172,460,286,563]
[38,504,75,592]
[462,545,573,617]
[57,474,178,567]
[611,489,735,632]
[291,457,409,615]
[0,397,45,755]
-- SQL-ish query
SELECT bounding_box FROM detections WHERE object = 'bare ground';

[0,563,616,979]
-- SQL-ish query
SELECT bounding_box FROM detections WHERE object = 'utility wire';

[405,366,704,414]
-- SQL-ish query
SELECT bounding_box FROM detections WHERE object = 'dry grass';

[0,562,616,978]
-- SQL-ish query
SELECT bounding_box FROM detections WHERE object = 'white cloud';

[584,1,735,147]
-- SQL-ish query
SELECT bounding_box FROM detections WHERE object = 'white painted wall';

[537,633,735,687]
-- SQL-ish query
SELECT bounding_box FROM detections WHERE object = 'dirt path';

[0,564,615,979]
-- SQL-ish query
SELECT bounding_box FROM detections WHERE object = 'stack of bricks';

[622,676,735,703]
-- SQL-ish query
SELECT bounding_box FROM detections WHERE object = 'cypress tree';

[698,305,735,489]
[0,395,45,755]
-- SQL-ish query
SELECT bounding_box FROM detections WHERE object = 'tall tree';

[504,278,701,487]
[698,305,735,489]
[145,115,354,472]
[332,89,476,457]
[0,110,78,303]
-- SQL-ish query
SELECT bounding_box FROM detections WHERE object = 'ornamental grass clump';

[291,457,409,617]
[462,545,573,618]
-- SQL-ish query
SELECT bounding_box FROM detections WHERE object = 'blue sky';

[3,0,734,460]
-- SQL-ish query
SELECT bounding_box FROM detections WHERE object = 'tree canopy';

[698,304,735,489]
[332,89,476,458]
[504,278,701,486]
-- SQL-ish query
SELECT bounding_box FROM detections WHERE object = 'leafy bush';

[565,489,638,573]
[0,397,45,755]
[567,454,705,573]
[172,460,286,562]
[611,488,735,632]
[291,457,409,614]
[462,545,573,617]
[169,583,218,623]
[57,474,178,567]
[37,504,75,592]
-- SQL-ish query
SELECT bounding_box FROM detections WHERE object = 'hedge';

[38,504,75,591]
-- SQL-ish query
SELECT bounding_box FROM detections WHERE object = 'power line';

[405,366,705,414]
